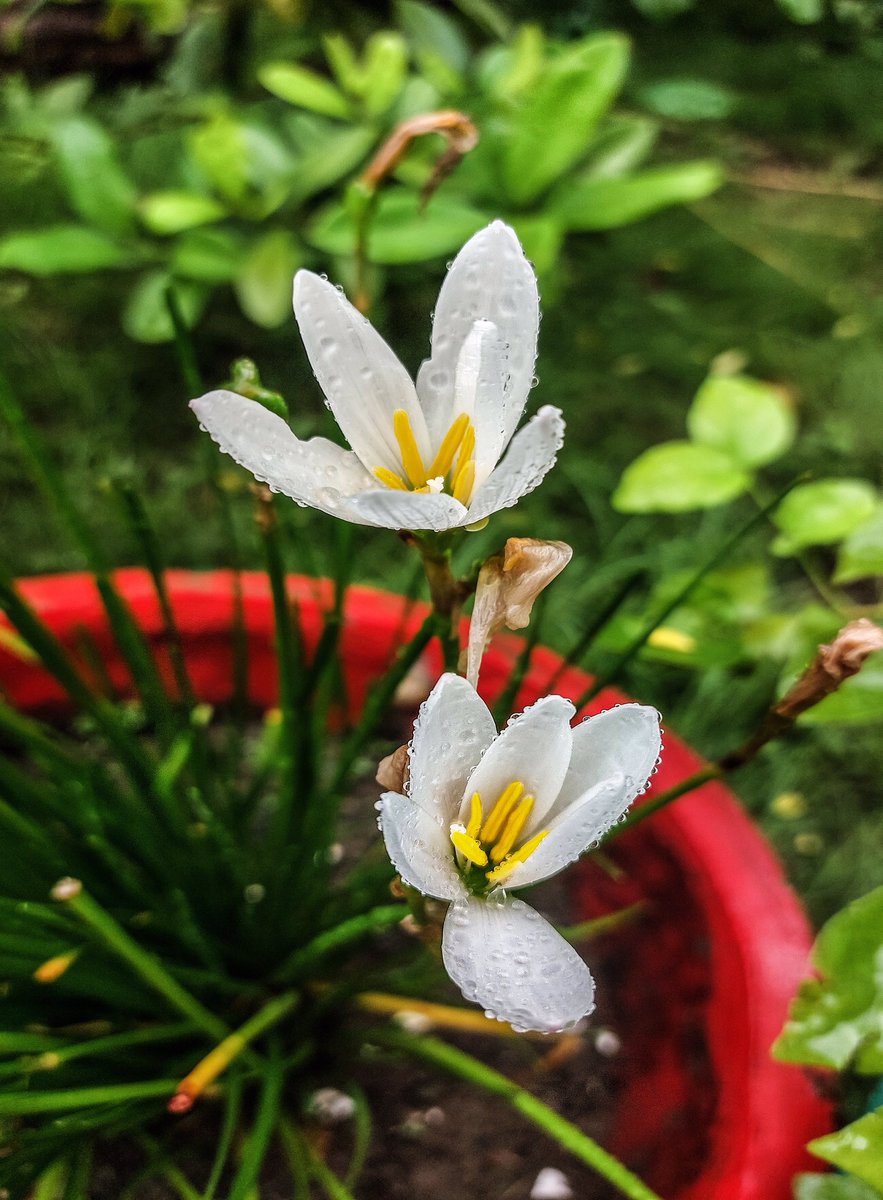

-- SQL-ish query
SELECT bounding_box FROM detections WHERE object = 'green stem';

[612,765,722,838]
[271,905,404,984]
[376,1032,663,1200]
[280,1122,357,1200]
[226,1042,286,1200]
[55,884,229,1042]
[0,1079,177,1114]
[576,480,804,708]
[417,537,464,673]
[200,1070,243,1200]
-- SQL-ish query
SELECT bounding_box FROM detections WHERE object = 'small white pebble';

[326,842,344,865]
[530,1167,573,1200]
[51,877,82,902]
[308,1087,355,1126]
[594,1029,621,1057]
[423,1106,445,1128]
[393,1010,433,1034]
[243,883,265,904]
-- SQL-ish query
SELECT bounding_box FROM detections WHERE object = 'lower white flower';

[378,674,662,1034]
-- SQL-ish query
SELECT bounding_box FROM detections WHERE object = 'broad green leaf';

[51,116,137,235]
[171,228,243,283]
[777,0,825,23]
[835,505,883,583]
[0,225,136,274]
[808,1111,883,1191]
[639,77,736,121]
[285,121,376,204]
[139,191,226,235]
[258,63,350,119]
[188,113,250,206]
[502,33,630,205]
[687,374,796,468]
[772,479,878,555]
[307,188,487,264]
[123,271,208,343]
[508,215,564,276]
[612,441,750,512]
[234,230,302,328]
[582,115,658,180]
[774,885,883,1072]
[477,25,545,100]
[795,1173,883,1200]
[553,159,723,231]
[395,0,470,73]
[801,655,883,725]
[324,32,408,116]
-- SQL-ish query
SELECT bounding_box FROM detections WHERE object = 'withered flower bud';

[777,618,883,720]
[376,744,410,793]
[466,538,572,687]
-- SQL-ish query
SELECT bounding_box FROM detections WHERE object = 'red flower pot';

[0,569,830,1198]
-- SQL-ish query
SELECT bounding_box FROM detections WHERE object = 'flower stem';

[373,1030,664,1200]
[415,536,464,673]
[0,1079,178,1114]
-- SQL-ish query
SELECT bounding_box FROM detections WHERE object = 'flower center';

[449,780,549,891]
[373,409,476,505]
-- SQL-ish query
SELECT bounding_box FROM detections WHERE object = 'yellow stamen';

[458,423,476,468]
[466,792,483,839]
[480,782,524,845]
[452,458,475,505]
[393,409,427,488]
[426,413,470,479]
[374,467,408,491]
[451,830,489,867]
[490,795,535,864]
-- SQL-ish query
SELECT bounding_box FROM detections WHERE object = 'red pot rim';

[0,569,831,1198]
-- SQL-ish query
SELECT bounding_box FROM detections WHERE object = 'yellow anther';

[427,413,470,480]
[466,792,483,839]
[486,831,549,885]
[458,422,476,467]
[393,409,427,488]
[452,458,476,505]
[374,466,408,491]
[480,781,524,845]
[451,830,489,868]
[490,795,535,864]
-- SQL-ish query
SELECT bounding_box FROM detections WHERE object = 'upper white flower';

[190,221,564,532]
[378,674,662,1033]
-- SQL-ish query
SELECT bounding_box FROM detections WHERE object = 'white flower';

[190,221,564,532]
[378,674,662,1033]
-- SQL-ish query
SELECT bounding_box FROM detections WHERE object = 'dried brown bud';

[376,744,410,793]
[777,618,883,721]
[466,538,572,687]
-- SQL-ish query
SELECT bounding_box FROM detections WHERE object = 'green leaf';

[234,231,302,328]
[324,31,408,116]
[795,1173,883,1200]
[582,114,658,180]
[835,505,883,583]
[639,77,737,121]
[171,227,243,283]
[258,62,350,119]
[123,271,208,343]
[687,374,797,468]
[508,215,564,275]
[188,113,251,206]
[139,191,227,235]
[777,0,825,24]
[772,479,878,555]
[285,120,376,204]
[502,33,630,205]
[552,160,723,231]
[0,225,136,274]
[51,116,137,235]
[395,1,470,73]
[808,1110,883,1191]
[307,188,487,264]
[612,441,751,512]
[800,655,883,725]
[774,885,883,1072]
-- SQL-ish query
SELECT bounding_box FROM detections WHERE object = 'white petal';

[461,695,575,828]
[408,674,497,824]
[416,221,539,445]
[293,271,430,473]
[547,704,662,823]
[461,406,565,526]
[347,488,467,532]
[190,390,376,524]
[378,791,465,902]
[442,895,595,1033]
[503,774,630,889]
